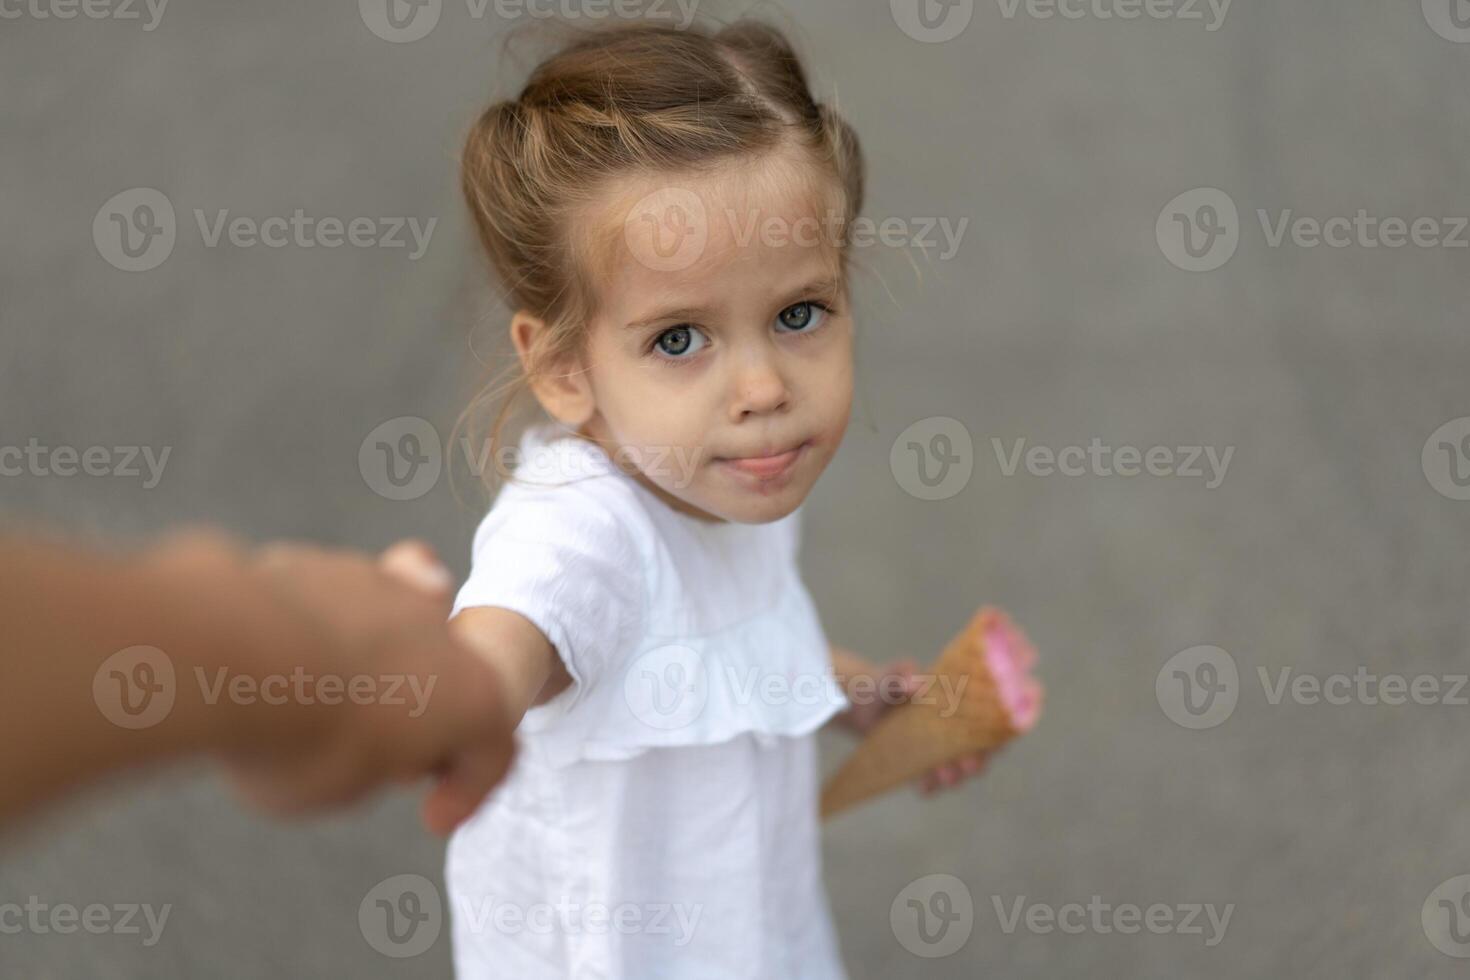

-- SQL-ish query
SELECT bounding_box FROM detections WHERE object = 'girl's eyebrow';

[779,276,842,306]
[625,278,842,330]
[625,304,713,330]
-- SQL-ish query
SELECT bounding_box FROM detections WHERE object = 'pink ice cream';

[981,609,1043,732]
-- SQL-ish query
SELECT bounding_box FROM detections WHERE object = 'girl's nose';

[728,351,791,421]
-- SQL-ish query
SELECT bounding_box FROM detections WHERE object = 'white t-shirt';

[446,419,851,980]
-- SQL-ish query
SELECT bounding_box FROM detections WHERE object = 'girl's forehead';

[579,151,846,298]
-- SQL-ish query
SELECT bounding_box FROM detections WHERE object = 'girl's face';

[573,150,854,525]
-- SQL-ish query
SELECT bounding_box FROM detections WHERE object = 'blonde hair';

[456,18,865,492]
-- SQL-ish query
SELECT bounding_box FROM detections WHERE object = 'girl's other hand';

[840,654,994,798]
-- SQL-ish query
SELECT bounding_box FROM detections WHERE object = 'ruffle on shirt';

[517,585,849,769]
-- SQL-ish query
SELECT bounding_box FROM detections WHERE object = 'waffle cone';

[821,606,1041,820]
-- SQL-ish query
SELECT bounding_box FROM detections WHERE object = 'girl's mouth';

[716,440,810,480]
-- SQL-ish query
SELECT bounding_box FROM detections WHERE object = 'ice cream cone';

[820,606,1042,820]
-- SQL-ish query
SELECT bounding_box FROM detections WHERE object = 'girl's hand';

[837,654,995,798]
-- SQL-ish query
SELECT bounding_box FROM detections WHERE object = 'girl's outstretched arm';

[449,606,575,726]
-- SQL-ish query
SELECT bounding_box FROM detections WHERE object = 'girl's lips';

[718,441,809,479]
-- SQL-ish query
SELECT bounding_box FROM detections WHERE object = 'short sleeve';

[451,485,647,717]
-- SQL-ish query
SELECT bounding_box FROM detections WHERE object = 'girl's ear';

[509,310,596,428]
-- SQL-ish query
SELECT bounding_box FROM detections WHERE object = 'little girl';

[443,19,987,978]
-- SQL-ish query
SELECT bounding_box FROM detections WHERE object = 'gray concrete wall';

[3,0,1469,976]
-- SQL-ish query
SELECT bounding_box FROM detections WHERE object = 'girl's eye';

[648,301,833,363]
[651,324,708,360]
[776,301,830,334]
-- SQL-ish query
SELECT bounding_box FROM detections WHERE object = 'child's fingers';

[916,753,991,798]
[419,744,514,837]
[889,658,924,699]
[380,539,454,596]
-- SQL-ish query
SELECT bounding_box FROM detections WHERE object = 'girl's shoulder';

[471,422,658,562]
